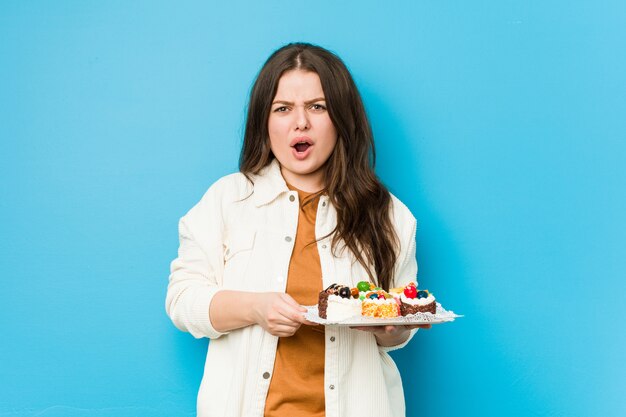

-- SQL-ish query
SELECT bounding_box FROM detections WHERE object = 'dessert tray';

[304,302,462,326]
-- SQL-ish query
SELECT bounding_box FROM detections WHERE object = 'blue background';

[1,1,625,416]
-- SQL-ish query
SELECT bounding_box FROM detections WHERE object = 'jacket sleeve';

[379,198,419,353]
[165,182,230,340]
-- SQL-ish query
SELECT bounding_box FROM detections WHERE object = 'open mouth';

[293,142,312,153]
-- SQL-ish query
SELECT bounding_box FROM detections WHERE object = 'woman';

[166,42,429,417]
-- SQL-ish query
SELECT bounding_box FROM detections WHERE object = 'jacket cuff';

[188,287,230,339]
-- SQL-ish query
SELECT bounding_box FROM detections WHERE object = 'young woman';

[166,42,429,417]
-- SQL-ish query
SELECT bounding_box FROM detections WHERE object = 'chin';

[291,162,324,175]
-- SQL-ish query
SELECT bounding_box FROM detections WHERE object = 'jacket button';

[322,201,326,207]
[330,336,335,342]
[289,195,295,202]
[263,372,270,379]
[285,236,292,242]
[329,384,335,390]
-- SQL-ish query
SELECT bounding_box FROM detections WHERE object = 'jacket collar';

[251,159,289,207]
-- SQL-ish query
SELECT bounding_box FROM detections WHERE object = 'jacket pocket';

[222,230,256,289]
[224,230,256,261]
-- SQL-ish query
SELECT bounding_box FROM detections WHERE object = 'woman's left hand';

[350,324,431,347]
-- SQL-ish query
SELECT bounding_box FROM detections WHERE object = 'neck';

[279,167,325,193]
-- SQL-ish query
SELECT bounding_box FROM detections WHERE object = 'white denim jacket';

[166,159,419,417]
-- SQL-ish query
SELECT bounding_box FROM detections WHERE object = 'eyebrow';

[271,97,326,106]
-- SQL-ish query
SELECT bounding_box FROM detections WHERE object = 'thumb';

[281,293,307,311]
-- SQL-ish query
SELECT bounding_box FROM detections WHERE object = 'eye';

[310,103,327,111]
[273,106,289,113]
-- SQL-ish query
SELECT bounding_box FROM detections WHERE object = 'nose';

[295,107,309,130]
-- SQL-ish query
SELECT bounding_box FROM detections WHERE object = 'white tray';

[304,302,462,326]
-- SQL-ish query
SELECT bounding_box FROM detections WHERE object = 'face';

[268,70,338,192]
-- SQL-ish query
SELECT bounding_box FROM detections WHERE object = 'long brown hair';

[239,43,399,290]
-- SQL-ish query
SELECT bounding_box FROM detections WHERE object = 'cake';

[318,281,436,321]
[397,282,436,315]
[318,284,361,321]
[361,290,400,318]
[326,294,361,321]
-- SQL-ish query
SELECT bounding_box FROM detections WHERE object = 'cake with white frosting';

[395,282,436,315]
[318,284,361,321]
[325,294,362,321]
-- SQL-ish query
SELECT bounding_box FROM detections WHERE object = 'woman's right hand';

[251,292,311,337]
[210,290,315,336]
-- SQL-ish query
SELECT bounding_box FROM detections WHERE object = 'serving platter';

[304,302,462,326]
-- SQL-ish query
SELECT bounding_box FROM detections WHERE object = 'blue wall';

[1,1,624,416]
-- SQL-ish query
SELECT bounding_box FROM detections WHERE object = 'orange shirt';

[264,184,326,417]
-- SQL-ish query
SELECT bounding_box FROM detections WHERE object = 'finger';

[270,323,302,337]
[266,307,301,326]
[278,303,308,323]
[271,296,307,320]
[384,325,398,334]
[273,311,302,326]
[266,297,304,324]
[280,293,306,310]
[349,326,385,333]
[405,324,432,330]
[269,321,300,331]
[277,308,306,325]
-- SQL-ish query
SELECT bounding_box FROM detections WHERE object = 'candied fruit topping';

[404,285,417,299]
[338,286,351,299]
